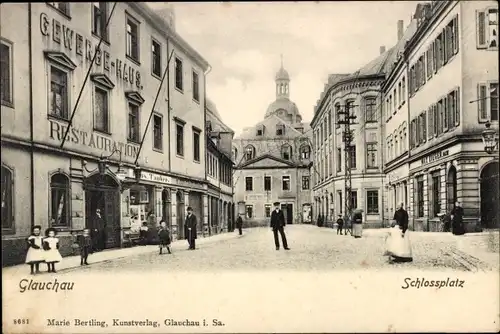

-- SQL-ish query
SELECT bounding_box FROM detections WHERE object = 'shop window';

[367,190,379,214]
[416,176,424,218]
[151,39,162,77]
[50,173,70,228]
[126,15,140,62]
[1,39,13,107]
[128,102,140,143]
[153,114,163,151]
[431,172,441,218]
[1,166,14,231]
[92,2,109,42]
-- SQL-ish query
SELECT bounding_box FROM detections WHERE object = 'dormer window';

[300,145,311,159]
[257,129,263,136]
[256,125,264,136]
[276,124,285,136]
[245,145,256,161]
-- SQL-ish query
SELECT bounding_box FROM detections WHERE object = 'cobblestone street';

[59,225,498,274]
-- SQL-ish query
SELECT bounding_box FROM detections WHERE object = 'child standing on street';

[336,214,344,235]
[43,228,63,273]
[158,220,171,255]
[77,228,93,265]
[25,225,45,275]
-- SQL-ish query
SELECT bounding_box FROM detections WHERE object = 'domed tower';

[275,54,290,99]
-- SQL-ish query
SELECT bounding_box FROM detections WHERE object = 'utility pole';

[337,102,356,234]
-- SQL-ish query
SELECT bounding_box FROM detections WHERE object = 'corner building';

[232,63,313,226]
[1,3,212,265]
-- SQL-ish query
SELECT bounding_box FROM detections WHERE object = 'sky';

[148,1,420,136]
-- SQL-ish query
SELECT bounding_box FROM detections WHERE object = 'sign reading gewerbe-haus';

[421,150,449,164]
[40,12,142,90]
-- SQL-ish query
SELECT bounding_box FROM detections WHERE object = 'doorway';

[176,190,185,239]
[162,189,172,232]
[85,174,121,249]
[281,203,293,225]
[480,161,499,229]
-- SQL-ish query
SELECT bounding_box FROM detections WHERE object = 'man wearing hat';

[185,206,198,250]
[336,214,344,235]
[270,202,290,250]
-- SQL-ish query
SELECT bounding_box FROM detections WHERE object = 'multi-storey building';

[1,3,214,265]
[205,99,235,234]
[232,63,312,226]
[402,0,499,231]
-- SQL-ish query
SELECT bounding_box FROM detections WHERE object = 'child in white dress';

[25,225,45,275]
[43,228,63,273]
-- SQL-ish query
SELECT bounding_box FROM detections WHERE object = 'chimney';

[379,46,386,55]
[397,20,404,41]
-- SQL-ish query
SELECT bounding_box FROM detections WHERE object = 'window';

[50,173,70,228]
[264,176,271,191]
[477,8,498,49]
[92,2,108,41]
[126,16,139,62]
[367,190,379,214]
[256,129,263,136]
[93,87,109,132]
[431,173,441,218]
[1,40,12,106]
[244,145,255,160]
[192,71,199,102]
[127,103,140,142]
[151,39,161,77]
[350,191,358,210]
[276,124,284,136]
[393,89,397,110]
[175,57,183,91]
[300,145,311,159]
[478,82,499,122]
[245,177,253,191]
[176,123,184,156]
[336,148,342,172]
[335,103,341,128]
[282,176,290,191]
[365,98,377,122]
[426,43,434,80]
[245,205,253,219]
[1,166,13,231]
[366,143,377,168]
[416,176,424,218]
[47,2,69,16]
[402,77,406,103]
[264,204,272,218]
[349,145,356,169]
[193,129,200,162]
[302,176,310,190]
[49,66,69,119]
[153,114,163,150]
[281,144,292,160]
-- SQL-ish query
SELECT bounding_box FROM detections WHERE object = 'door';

[103,190,120,248]
[281,204,293,225]
[176,193,185,239]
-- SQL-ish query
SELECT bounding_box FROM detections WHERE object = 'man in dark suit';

[185,206,198,250]
[236,214,243,235]
[270,202,290,251]
[91,209,106,251]
[393,202,409,234]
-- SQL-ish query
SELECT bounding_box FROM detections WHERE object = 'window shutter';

[478,83,488,122]
[455,87,460,126]
[428,106,433,139]
[443,97,449,131]
[432,40,437,74]
[476,10,487,49]
[448,93,455,127]
[453,15,459,54]
[422,111,427,142]
[416,116,421,144]
[443,28,449,64]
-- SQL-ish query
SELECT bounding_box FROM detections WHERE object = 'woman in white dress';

[43,228,63,273]
[385,223,413,263]
[25,225,45,275]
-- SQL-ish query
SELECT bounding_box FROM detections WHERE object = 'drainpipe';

[204,65,212,235]
[28,3,35,229]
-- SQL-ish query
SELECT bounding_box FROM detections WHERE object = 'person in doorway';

[451,202,465,235]
[270,202,290,251]
[336,214,344,235]
[91,209,106,251]
[185,207,198,250]
[236,214,243,235]
[77,228,93,266]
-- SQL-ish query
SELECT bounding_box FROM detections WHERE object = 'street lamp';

[481,121,499,154]
[83,149,142,183]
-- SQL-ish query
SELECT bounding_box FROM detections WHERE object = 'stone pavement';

[2,231,242,277]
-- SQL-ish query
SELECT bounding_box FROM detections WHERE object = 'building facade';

[232,62,313,226]
[205,99,235,235]
[0,2,216,265]
[401,0,499,231]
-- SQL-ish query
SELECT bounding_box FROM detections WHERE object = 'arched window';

[1,166,14,231]
[244,145,256,161]
[281,144,292,160]
[50,173,70,227]
[300,145,311,159]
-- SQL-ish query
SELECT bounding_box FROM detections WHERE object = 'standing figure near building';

[336,214,344,235]
[270,202,290,251]
[385,203,413,263]
[236,214,243,235]
[43,228,63,273]
[393,203,409,234]
[158,220,172,255]
[91,209,106,252]
[139,222,149,245]
[185,207,198,250]
[352,208,363,238]
[451,202,465,236]
[77,228,93,266]
[25,225,45,275]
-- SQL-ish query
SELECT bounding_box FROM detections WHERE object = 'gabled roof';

[238,154,297,169]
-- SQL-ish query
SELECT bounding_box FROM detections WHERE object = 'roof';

[265,96,301,119]
[239,153,297,169]
[206,98,234,134]
[235,114,306,140]
[275,66,290,81]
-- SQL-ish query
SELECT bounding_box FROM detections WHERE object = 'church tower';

[275,55,290,99]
